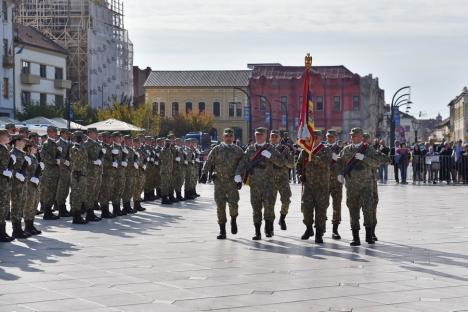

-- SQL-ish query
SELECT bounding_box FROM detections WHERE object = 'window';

[316,96,323,111]
[229,102,235,117]
[40,65,47,78]
[152,102,158,113]
[280,96,288,112]
[55,95,64,106]
[2,1,7,20]
[40,93,47,105]
[353,96,360,111]
[213,102,220,117]
[236,103,242,117]
[159,102,165,117]
[21,91,31,106]
[2,78,8,98]
[198,102,205,114]
[55,67,63,80]
[21,61,30,74]
[3,39,7,56]
[172,102,179,117]
[333,96,341,112]
[259,96,266,111]
[185,102,192,114]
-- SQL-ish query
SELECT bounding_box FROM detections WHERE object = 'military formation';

[0,124,202,242]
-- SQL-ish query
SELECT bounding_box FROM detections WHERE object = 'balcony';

[2,55,14,68]
[21,73,41,85]
[54,79,72,89]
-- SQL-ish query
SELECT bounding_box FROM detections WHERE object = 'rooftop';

[144,70,252,88]
[14,24,68,55]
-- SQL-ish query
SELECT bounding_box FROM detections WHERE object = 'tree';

[71,102,98,125]
[159,112,213,137]
[16,102,65,121]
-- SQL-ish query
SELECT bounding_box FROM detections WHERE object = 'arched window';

[185,102,192,114]
[152,102,158,114]
[199,102,205,114]
[213,102,220,117]
[159,102,165,117]
[172,102,179,117]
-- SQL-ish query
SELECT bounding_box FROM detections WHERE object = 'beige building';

[448,87,468,143]
[144,70,251,143]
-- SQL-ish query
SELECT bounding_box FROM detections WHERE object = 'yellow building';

[448,87,468,143]
[144,70,251,143]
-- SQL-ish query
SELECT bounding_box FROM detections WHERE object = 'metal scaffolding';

[15,0,134,107]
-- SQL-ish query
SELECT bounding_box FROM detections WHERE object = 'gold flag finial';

[305,53,312,69]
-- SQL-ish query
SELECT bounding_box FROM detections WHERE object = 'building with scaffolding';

[1,0,15,117]
[14,0,134,108]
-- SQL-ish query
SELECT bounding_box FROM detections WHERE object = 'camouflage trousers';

[250,176,277,224]
[184,165,195,191]
[154,165,161,190]
[10,179,26,223]
[371,179,379,225]
[0,177,11,224]
[144,163,155,193]
[24,181,40,221]
[346,186,374,230]
[160,170,173,196]
[302,183,330,230]
[173,166,185,193]
[99,170,113,205]
[40,166,59,207]
[122,168,136,202]
[111,168,126,204]
[133,169,145,202]
[214,178,239,224]
[85,165,102,211]
[329,178,343,225]
[70,172,87,214]
[273,174,291,216]
[55,166,71,206]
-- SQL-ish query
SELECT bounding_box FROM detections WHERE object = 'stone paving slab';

[1,183,468,311]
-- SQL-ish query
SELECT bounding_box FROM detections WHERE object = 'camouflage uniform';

[40,137,61,215]
[99,140,113,208]
[23,153,40,222]
[84,138,103,212]
[154,143,162,197]
[173,145,186,198]
[0,143,11,226]
[122,143,136,210]
[143,140,156,199]
[160,142,174,202]
[272,143,294,216]
[184,143,195,198]
[134,144,147,203]
[10,147,27,224]
[55,137,71,211]
[327,141,343,226]
[111,143,125,207]
[70,143,88,215]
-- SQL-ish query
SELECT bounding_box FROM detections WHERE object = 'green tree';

[159,112,213,137]
[16,102,65,121]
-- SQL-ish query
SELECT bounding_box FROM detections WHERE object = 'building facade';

[0,0,14,117]
[14,24,70,112]
[133,66,152,106]
[144,71,251,143]
[448,87,468,143]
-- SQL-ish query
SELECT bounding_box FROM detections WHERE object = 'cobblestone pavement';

[1,183,468,312]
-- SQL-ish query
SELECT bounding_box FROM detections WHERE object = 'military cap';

[73,131,84,138]
[5,123,15,130]
[0,129,9,136]
[19,127,29,133]
[349,127,364,136]
[87,127,98,133]
[29,132,39,139]
[255,127,268,134]
[11,134,26,142]
[60,128,70,134]
[47,125,58,132]
[270,130,280,136]
[40,134,47,139]
[223,128,234,135]
[167,131,176,138]
[156,138,163,142]
[175,137,183,142]
[313,130,323,136]
[363,132,370,139]
[326,129,337,136]
[100,131,111,137]
[123,135,132,139]
[112,131,122,137]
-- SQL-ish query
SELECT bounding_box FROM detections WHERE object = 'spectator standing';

[390,140,401,183]
[396,143,410,184]
[378,140,390,183]
[412,144,424,184]
[452,140,464,183]
[461,144,468,184]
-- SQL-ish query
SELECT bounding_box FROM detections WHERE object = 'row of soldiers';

[0,123,202,242]
[200,126,387,246]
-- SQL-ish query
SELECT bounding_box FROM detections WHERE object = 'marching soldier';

[98,132,115,218]
[160,138,174,205]
[296,130,332,243]
[40,126,60,220]
[326,129,343,239]
[235,127,284,240]
[0,129,14,242]
[270,130,294,231]
[83,128,102,222]
[200,128,244,239]
[56,128,72,217]
[70,131,88,224]
[10,135,29,238]
[122,135,137,214]
[23,139,42,235]
[337,128,383,246]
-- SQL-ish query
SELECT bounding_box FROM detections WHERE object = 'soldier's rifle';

[341,143,369,178]
[242,144,270,185]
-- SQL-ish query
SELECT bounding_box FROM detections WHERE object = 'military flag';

[297,53,315,157]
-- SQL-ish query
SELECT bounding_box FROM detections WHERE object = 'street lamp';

[67,82,79,131]
[390,86,412,148]
[233,87,252,139]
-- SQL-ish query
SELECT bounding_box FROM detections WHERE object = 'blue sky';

[125,0,468,119]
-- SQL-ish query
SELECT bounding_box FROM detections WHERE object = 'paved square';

[1,183,468,312]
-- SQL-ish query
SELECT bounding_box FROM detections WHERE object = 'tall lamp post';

[67,82,79,131]
[233,87,252,139]
[260,95,273,130]
[390,86,412,149]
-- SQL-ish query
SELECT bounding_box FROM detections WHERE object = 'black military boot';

[86,210,102,222]
[365,226,375,244]
[58,204,72,218]
[230,217,238,235]
[135,200,146,211]
[24,220,41,236]
[155,188,162,200]
[161,196,172,205]
[301,225,314,240]
[372,224,378,241]
[169,192,178,203]
[123,202,135,214]
[252,223,262,241]
[43,205,60,220]
[0,223,15,242]
[100,204,115,219]
[350,229,361,246]
[194,188,200,197]
[176,191,185,201]
[5,210,10,220]
[73,210,88,224]
[12,221,29,239]
[217,223,227,240]
[143,192,150,202]
[332,224,341,240]
[29,221,42,235]
[279,214,287,231]
[36,202,44,215]
[112,202,124,217]
[265,221,274,238]
[93,201,101,211]
[315,228,324,244]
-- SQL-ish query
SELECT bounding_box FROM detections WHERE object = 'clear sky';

[125,0,468,119]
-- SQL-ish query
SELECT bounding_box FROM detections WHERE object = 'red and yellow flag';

[297,53,315,156]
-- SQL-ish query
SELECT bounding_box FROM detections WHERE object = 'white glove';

[147,157,150,162]
[101,148,107,154]
[64,160,70,167]
[39,162,45,170]
[30,177,40,185]
[2,170,12,178]
[332,153,338,161]
[93,159,102,166]
[57,146,63,153]
[134,163,139,170]
[195,159,201,163]
[175,157,181,162]
[121,161,128,167]
[234,175,243,183]
[156,153,160,157]
[122,147,128,154]
[112,161,118,168]
[355,153,365,161]
[135,152,140,157]
[261,150,272,159]
[155,161,159,165]
[25,156,32,166]
[337,174,344,184]
[15,172,25,182]
[192,160,195,164]
[150,157,154,162]
[10,154,16,165]
[142,164,147,170]
[184,160,188,165]
[56,159,60,165]
[112,149,119,155]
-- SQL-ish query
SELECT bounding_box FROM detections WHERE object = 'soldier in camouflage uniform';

[160,137,174,205]
[40,126,60,220]
[83,128,102,222]
[122,135,137,214]
[173,138,186,201]
[132,137,146,212]
[10,135,29,238]
[326,129,343,239]
[98,132,115,218]
[186,138,201,200]
[296,130,332,243]
[143,136,156,201]
[110,132,125,216]
[55,128,72,217]
[200,128,244,239]
[270,130,294,231]
[0,130,14,242]
[184,139,196,200]
[70,131,88,224]
[236,127,284,240]
[154,138,163,199]
[23,139,42,235]
[337,127,384,246]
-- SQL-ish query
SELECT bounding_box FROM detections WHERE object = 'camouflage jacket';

[272,143,294,179]
[296,145,332,186]
[111,143,123,168]
[202,143,244,180]
[70,143,88,175]
[236,143,284,185]
[160,145,173,173]
[57,138,71,169]
[40,138,60,168]
[0,144,10,172]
